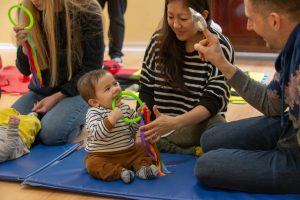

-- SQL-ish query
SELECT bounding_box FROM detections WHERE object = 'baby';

[77,69,158,183]
[0,108,41,162]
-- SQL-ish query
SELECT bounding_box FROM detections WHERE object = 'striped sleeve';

[120,104,140,135]
[85,107,111,140]
[138,33,158,115]
[198,29,234,115]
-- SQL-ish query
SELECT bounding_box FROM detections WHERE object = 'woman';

[13,0,104,145]
[137,0,234,155]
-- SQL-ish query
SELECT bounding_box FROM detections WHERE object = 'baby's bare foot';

[8,116,20,126]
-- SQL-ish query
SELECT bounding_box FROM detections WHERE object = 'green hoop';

[8,4,34,30]
[112,91,143,123]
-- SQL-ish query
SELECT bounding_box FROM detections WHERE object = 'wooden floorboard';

[0,49,275,200]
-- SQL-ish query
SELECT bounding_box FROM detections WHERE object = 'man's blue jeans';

[12,91,89,145]
[194,114,300,193]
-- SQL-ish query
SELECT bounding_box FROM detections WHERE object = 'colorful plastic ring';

[8,5,34,30]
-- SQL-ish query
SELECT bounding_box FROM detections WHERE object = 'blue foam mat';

[23,149,300,200]
[0,142,80,181]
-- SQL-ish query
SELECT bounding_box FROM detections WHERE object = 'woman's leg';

[38,96,89,145]
[11,91,44,114]
[156,114,226,154]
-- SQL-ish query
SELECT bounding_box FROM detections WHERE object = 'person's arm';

[168,105,211,129]
[194,29,237,79]
[32,91,66,113]
[86,107,119,139]
[176,30,234,126]
[60,6,105,97]
[195,29,281,116]
[14,27,31,75]
[196,29,234,117]
[16,45,31,76]
[228,69,281,116]
[138,33,158,118]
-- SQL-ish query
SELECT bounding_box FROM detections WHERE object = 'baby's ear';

[88,99,99,107]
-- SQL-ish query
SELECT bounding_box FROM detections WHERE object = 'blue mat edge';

[24,179,178,200]
[24,142,82,180]
[22,148,300,200]
[0,142,82,182]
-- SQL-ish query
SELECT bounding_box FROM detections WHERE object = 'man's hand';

[194,29,236,79]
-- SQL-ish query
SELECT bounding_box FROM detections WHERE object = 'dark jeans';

[194,114,300,193]
[98,0,127,58]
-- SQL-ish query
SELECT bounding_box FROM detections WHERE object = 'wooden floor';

[0,49,275,200]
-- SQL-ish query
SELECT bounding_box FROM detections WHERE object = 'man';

[194,0,300,194]
[98,0,127,66]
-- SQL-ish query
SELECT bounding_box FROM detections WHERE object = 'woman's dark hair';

[157,0,211,92]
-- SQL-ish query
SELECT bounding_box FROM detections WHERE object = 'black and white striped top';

[85,103,139,153]
[139,29,234,118]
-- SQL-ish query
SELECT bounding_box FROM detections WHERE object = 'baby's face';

[93,73,122,109]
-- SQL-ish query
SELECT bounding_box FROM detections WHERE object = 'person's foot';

[27,112,39,118]
[121,168,135,183]
[112,57,123,67]
[136,164,159,179]
[7,116,20,134]
[195,146,203,157]
[8,115,20,126]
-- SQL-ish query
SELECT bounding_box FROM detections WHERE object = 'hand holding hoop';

[112,91,143,123]
[8,4,34,30]
[8,4,43,87]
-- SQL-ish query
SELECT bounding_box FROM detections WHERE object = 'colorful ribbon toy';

[8,4,43,88]
[140,107,172,176]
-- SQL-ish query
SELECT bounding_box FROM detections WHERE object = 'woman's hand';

[136,126,161,144]
[13,26,28,55]
[32,92,66,113]
[139,105,178,141]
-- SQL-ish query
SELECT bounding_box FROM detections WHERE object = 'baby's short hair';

[77,69,108,102]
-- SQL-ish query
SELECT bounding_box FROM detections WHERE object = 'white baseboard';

[0,43,278,60]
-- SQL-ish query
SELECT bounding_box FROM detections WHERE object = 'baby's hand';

[108,107,123,125]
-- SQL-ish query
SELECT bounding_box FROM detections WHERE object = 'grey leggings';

[0,124,28,162]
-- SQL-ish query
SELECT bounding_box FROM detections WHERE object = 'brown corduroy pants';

[84,144,154,181]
